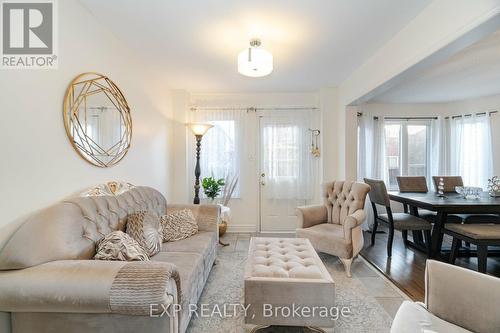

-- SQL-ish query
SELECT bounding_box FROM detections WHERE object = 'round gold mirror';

[63,73,132,167]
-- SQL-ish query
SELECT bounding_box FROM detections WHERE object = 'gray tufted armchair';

[296,181,370,277]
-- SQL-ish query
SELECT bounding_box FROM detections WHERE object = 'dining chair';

[432,176,463,193]
[364,178,432,257]
[396,176,428,193]
[396,176,436,245]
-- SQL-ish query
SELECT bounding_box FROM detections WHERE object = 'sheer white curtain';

[191,109,242,197]
[261,112,312,200]
[357,113,385,230]
[449,114,493,188]
[430,116,449,177]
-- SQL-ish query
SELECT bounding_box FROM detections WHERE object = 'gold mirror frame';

[63,72,132,167]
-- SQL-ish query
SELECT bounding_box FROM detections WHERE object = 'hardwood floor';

[360,224,500,301]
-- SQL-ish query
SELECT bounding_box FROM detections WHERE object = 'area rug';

[186,245,395,333]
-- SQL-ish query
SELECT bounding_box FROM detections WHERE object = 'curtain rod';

[446,110,498,119]
[190,106,318,112]
[382,116,437,120]
[357,111,498,120]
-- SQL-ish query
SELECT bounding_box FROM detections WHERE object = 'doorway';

[258,110,314,232]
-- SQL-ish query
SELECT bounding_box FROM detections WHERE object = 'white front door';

[259,111,313,232]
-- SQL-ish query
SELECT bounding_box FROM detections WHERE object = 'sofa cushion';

[126,211,162,256]
[94,231,149,261]
[160,231,217,278]
[152,252,204,301]
[391,301,472,333]
[161,209,198,242]
[161,231,216,257]
[296,223,352,258]
[152,252,205,333]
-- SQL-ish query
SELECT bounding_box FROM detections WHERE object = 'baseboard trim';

[227,224,257,233]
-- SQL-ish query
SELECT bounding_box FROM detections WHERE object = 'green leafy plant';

[202,177,225,201]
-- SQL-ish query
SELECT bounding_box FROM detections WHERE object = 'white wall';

[0,0,174,242]
[357,93,500,177]
[319,88,341,181]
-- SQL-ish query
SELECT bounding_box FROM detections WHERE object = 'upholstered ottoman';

[244,237,335,332]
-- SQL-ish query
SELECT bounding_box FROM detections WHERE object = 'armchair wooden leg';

[449,238,461,264]
[387,226,394,257]
[340,258,353,278]
[371,220,379,246]
[477,245,488,273]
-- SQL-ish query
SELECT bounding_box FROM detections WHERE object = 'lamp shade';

[186,123,213,136]
[238,39,273,78]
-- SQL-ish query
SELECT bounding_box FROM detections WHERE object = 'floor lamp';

[186,123,213,204]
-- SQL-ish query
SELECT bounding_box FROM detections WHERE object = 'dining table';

[388,191,500,258]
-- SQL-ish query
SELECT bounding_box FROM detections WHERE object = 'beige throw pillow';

[126,210,162,256]
[161,209,198,242]
[94,231,149,261]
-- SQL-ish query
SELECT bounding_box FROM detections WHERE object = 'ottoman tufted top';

[245,237,332,280]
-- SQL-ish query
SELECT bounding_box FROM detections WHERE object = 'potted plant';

[201,176,225,204]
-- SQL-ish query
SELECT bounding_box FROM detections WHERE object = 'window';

[384,124,402,189]
[449,115,493,188]
[384,121,430,190]
[263,125,300,180]
[199,119,240,197]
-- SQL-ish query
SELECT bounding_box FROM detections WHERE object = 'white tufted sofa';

[244,237,335,329]
[296,181,370,277]
[0,186,219,333]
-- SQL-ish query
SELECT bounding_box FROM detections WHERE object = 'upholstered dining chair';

[432,175,463,193]
[396,176,428,193]
[296,181,370,277]
[364,178,432,257]
[396,176,437,244]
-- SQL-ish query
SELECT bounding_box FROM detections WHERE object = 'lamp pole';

[193,134,202,204]
[186,123,213,204]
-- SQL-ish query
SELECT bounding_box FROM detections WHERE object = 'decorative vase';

[218,221,228,237]
[488,176,500,197]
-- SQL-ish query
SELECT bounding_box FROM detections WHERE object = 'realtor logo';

[1,0,57,69]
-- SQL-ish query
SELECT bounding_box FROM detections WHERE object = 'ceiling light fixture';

[238,38,273,77]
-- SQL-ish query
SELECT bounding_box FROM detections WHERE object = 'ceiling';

[79,0,431,92]
[372,29,500,103]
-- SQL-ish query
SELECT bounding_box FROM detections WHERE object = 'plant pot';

[218,221,228,237]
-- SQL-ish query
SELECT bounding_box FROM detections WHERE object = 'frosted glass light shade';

[186,123,213,136]
[238,47,273,77]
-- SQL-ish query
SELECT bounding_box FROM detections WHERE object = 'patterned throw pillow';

[161,209,198,242]
[126,210,162,256]
[94,231,149,261]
